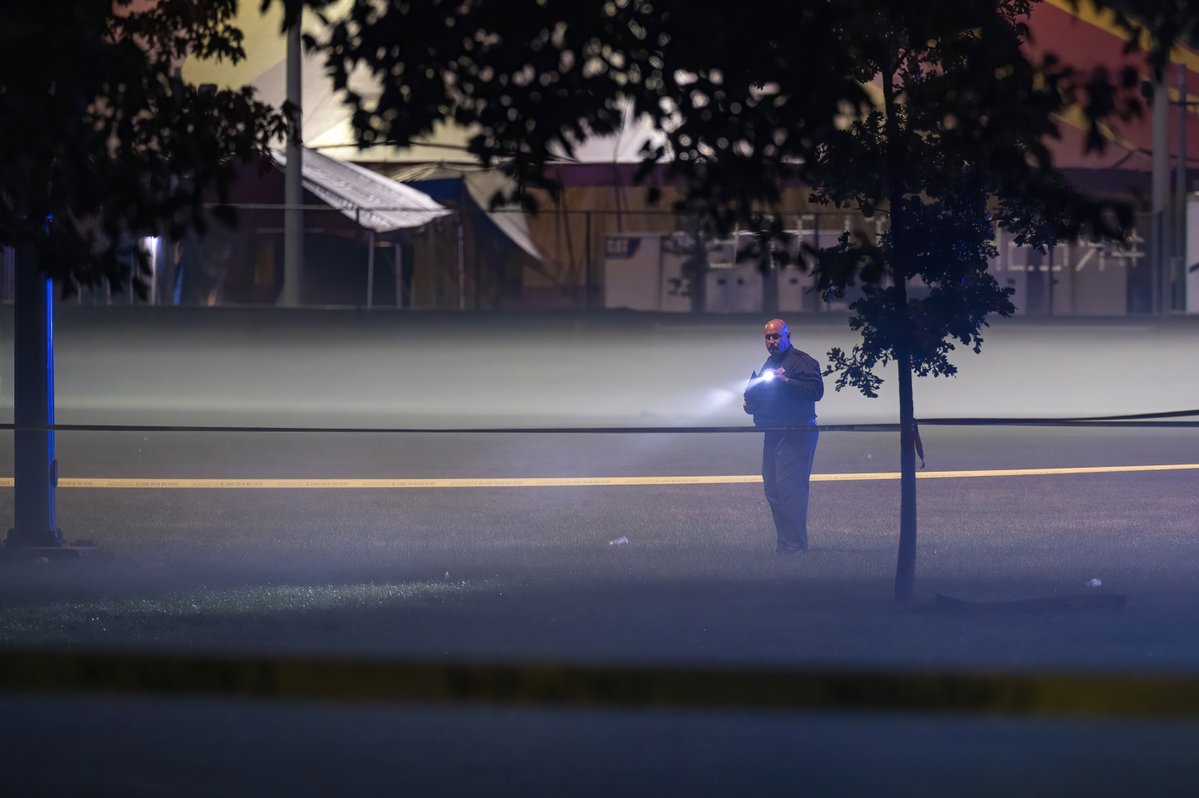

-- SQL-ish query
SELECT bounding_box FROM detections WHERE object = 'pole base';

[1,532,97,562]
[4,527,64,549]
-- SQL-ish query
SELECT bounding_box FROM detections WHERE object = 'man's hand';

[772,368,787,382]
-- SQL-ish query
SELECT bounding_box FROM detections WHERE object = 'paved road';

[2,424,1196,665]
[2,695,1198,798]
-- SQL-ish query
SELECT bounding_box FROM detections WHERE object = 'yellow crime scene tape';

[0,463,1194,489]
[3,648,1199,720]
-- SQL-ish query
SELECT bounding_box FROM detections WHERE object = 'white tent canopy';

[270,146,449,232]
[384,164,542,260]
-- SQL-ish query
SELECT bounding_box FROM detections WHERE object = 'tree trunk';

[894,344,918,601]
[882,48,919,602]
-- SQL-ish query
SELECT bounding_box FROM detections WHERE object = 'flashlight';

[749,370,776,388]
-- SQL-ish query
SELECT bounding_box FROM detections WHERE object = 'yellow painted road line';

[0,463,1194,489]
[829,463,1199,481]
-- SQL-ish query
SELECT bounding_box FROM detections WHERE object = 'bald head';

[763,318,791,355]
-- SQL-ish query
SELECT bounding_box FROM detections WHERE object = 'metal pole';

[281,19,303,307]
[7,245,61,549]
[457,212,466,310]
[393,242,404,308]
[584,211,592,310]
[1176,64,1188,312]
[1,246,13,301]
[761,231,777,316]
[366,230,376,309]
[1047,248,1055,314]
[1152,79,1169,314]
[1189,192,1199,314]
[815,214,826,312]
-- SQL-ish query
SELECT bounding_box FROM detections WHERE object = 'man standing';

[743,319,824,554]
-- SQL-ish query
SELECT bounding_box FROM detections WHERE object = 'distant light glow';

[142,236,160,275]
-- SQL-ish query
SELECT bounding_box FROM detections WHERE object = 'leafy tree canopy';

[1089,0,1199,75]
[811,1,1140,396]
[0,0,285,295]
[300,1,1148,225]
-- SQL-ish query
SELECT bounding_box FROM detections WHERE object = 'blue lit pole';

[6,243,62,549]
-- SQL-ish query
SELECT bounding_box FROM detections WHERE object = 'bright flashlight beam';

[746,370,776,388]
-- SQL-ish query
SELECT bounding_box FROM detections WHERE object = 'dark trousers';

[762,429,819,549]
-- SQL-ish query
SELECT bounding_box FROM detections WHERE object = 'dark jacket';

[743,346,824,427]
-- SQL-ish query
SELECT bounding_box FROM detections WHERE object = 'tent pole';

[366,230,376,310]
[457,212,466,311]
[584,211,592,310]
[394,242,403,308]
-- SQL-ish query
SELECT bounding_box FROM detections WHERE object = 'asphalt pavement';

[3,695,1199,798]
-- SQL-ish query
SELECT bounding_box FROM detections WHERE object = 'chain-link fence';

[0,206,1184,316]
